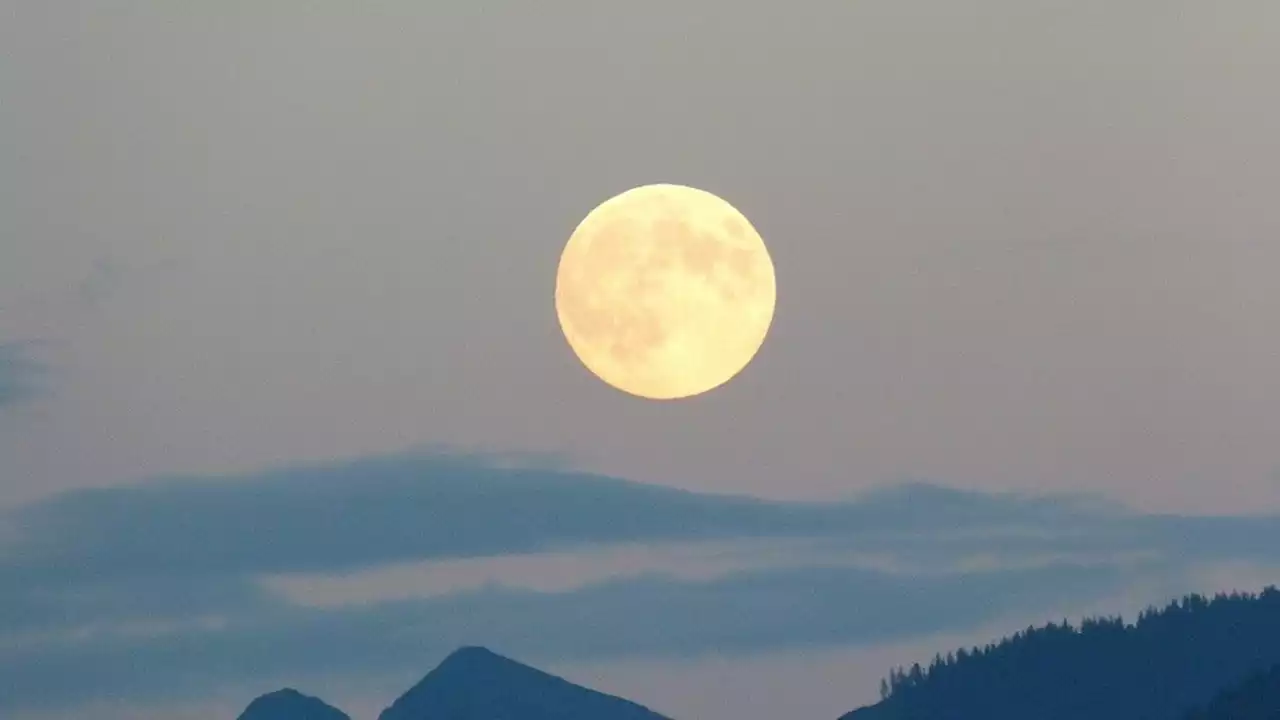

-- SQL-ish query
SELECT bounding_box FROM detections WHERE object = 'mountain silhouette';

[842,586,1280,720]
[377,646,674,720]
[237,688,350,720]
[1184,662,1280,720]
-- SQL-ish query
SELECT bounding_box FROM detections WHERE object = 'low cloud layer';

[2,450,1279,714]
[3,451,1113,587]
[0,562,1126,712]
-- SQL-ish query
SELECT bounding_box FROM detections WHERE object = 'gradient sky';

[4,1,1280,512]
[3,2,1280,718]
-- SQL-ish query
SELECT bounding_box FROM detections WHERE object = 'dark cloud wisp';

[2,452,1116,585]
[0,343,45,409]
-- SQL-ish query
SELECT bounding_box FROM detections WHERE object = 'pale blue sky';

[3,2,1280,718]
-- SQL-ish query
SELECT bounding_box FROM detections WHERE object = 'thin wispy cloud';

[1,451,1117,586]
[3,451,799,586]
[0,344,45,409]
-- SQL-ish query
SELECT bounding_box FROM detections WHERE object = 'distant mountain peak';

[426,645,558,685]
[378,645,673,720]
[237,687,350,720]
[439,644,506,665]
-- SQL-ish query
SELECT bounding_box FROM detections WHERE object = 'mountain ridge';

[842,586,1280,720]
[376,645,674,720]
[236,687,350,720]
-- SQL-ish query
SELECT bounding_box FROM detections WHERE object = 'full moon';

[554,183,777,400]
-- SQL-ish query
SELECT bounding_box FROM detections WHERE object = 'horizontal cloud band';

[2,450,1280,714]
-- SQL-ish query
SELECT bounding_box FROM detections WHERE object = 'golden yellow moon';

[554,183,776,400]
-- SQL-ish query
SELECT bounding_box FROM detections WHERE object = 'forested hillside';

[842,586,1280,720]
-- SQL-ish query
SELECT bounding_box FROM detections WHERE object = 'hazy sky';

[3,2,1280,718]
[4,1,1280,512]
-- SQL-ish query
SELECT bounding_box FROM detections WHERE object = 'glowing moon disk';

[554,183,777,400]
